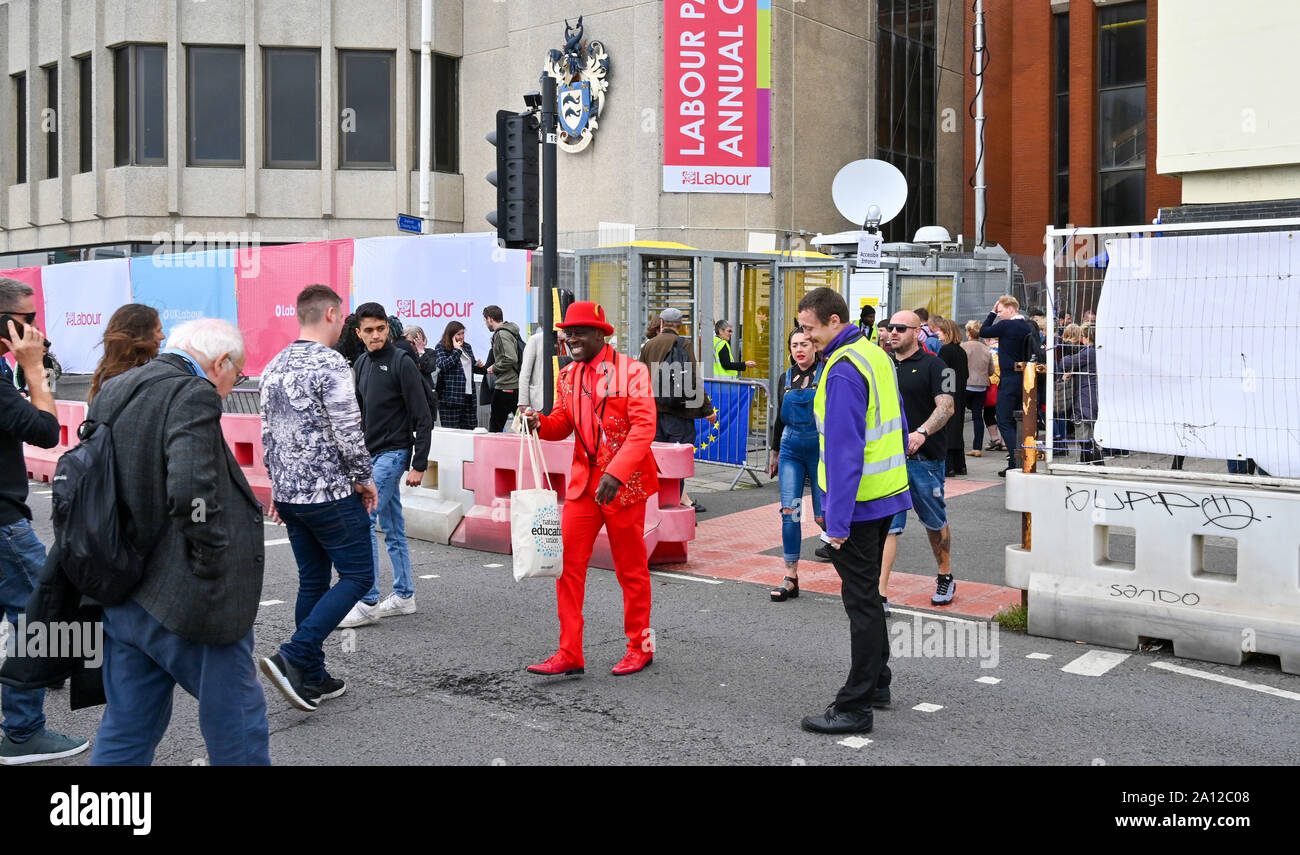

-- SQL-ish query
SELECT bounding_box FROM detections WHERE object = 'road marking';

[913,703,944,712]
[837,736,873,749]
[265,538,291,546]
[650,571,723,585]
[30,489,51,495]
[1026,652,1053,660]
[264,521,281,528]
[975,676,1001,685]
[419,574,440,579]
[259,599,284,606]
[1061,650,1129,676]
[483,563,503,568]
[889,607,977,625]
[1149,661,1300,702]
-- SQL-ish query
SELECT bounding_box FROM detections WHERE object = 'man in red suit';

[521,301,658,676]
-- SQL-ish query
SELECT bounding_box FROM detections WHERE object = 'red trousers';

[556,478,652,665]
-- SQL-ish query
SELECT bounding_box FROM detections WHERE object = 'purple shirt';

[822,326,913,538]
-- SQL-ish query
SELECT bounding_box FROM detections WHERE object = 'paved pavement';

[12,455,1300,766]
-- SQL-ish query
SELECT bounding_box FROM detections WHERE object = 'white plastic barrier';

[1005,470,1300,675]
[398,427,480,545]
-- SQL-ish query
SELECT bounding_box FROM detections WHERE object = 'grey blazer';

[88,354,265,645]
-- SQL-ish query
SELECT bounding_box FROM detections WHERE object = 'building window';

[264,48,320,168]
[411,51,459,173]
[339,50,394,168]
[187,46,244,166]
[1053,14,1069,227]
[14,74,26,184]
[876,0,937,243]
[77,56,92,173]
[114,44,167,166]
[44,65,58,179]
[1097,2,1146,227]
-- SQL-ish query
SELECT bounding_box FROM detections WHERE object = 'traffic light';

[486,110,540,250]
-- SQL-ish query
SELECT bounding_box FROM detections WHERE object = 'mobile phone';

[0,315,25,342]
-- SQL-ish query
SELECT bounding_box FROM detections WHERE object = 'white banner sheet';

[40,259,133,374]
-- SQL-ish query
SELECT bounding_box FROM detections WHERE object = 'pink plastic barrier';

[24,401,87,482]
[450,433,695,568]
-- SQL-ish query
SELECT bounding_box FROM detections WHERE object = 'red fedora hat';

[555,301,615,336]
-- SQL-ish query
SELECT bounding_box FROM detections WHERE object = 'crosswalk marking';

[913,703,944,712]
[1026,652,1053,660]
[837,736,873,749]
[976,676,1001,685]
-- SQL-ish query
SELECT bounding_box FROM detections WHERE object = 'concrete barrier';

[1006,469,1300,674]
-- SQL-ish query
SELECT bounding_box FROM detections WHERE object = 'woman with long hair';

[766,328,825,602]
[88,304,165,402]
[432,320,484,429]
[333,313,364,366]
[961,319,994,457]
[935,318,970,476]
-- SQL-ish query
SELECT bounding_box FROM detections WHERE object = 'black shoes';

[770,576,800,602]
[306,675,346,701]
[814,544,834,561]
[801,704,873,735]
[872,686,891,709]
[260,653,321,711]
[691,501,706,513]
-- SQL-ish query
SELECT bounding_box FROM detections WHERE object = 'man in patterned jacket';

[259,285,378,711]
[521,301,659,677]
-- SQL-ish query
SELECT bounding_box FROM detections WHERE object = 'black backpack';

[655,338,698,407]
[493,327,526,366]
[52,374,190,605]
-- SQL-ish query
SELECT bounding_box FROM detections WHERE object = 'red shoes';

[611,650,654,676]
[526,652,585,676]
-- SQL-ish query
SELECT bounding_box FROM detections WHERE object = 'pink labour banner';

[663,0,771,194]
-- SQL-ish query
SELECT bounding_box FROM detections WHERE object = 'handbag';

[510,419,563,581]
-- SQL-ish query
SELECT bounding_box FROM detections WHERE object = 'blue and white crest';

[544,17,610,154]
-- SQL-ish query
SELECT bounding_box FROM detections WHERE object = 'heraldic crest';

[544,16,610,154]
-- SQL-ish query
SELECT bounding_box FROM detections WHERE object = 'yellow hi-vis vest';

[813,333,910,501]
[712,336,740,377]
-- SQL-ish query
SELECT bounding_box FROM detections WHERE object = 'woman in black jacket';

[936,319,970,476]
[432,321,484,429]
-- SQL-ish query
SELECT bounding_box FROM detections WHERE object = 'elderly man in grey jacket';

[89,318,269,766]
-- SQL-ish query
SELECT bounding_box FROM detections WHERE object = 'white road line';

[419,574,440,579]
[1026,652,1053,660]
[259,599,284,606]
[264,521,281,528]
[913,703,944,712]
[1061,650,1130,677]
[889,607,978,625]
[837,736,873,749]
[30,489,51,495]
[975,676,1002,685]
[483,563,503,568]
[1149,661,1300,702]
[650,571,723,585]
[265,538,291,546]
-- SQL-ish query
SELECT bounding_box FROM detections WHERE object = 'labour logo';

[544,16,610,154]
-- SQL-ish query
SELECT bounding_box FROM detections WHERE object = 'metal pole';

[973,0,987,246]
[540,74,557,413]
[418,0,433,227]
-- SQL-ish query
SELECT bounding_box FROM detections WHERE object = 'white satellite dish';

[831,159,908,228]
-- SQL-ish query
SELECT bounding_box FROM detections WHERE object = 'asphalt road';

[13,479,1300,766]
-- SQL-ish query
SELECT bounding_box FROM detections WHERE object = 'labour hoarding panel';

[236,240,354,375]
[129,250,239,342]
[663,0,771,193]
[353,234,529,361]
[40,259,133,374]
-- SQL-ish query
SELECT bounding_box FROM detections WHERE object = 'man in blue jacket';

[979,295,1037,476]
[0,278,90,764]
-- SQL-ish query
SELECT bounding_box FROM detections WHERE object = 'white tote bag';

[510,420,563,581]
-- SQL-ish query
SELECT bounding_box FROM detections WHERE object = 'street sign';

[397,214,423,234]
[856,232,882,268]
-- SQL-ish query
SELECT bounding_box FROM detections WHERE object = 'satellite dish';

[831,159,908,228]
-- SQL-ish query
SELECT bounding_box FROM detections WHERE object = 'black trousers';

[829,516,892,712]
[489,387,518,432]
[655,412,696,444]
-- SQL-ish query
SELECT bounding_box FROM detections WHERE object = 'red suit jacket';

[537,346,659,508]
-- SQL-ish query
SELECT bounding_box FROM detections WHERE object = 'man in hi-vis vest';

[796,287,912,736]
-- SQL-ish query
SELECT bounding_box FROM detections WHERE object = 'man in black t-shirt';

[880,310,958,608]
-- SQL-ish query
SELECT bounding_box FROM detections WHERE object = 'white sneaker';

[338,600,380,629]
[374,592,417,619]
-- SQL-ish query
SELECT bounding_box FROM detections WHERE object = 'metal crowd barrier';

[696,376,770,490]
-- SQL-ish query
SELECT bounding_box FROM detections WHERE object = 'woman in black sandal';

[766,328,825,602]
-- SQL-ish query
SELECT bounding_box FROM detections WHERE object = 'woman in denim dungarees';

[767,329,825,601]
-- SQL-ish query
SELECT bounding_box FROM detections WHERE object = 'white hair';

[168,318,245,367]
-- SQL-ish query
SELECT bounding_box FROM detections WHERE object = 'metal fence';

[1043,217,1300,486]
[696,376,770,490]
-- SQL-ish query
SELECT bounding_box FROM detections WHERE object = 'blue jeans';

[275,494,374,682]
[366,450,414,603]
[90,599,270,766]
[889,458,948,535]
[0,519,47,742]
[778,429,824,562]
